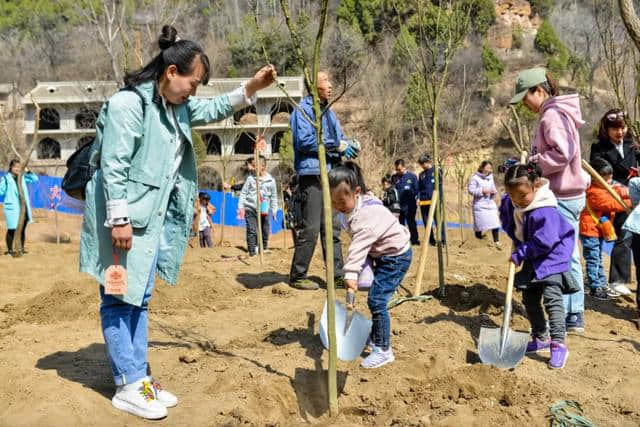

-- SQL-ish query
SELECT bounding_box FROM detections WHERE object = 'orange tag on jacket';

[105,251,127,295]
[105,265,128,295]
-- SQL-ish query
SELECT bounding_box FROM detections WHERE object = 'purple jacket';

[499,194,574,280]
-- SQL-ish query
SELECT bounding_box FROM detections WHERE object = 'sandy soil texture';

[0,210,639,426]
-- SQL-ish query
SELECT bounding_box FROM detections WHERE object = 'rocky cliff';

[488,0,542,50]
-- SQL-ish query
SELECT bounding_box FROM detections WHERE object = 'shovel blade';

[478,326,528,369]
[319,301,372,361]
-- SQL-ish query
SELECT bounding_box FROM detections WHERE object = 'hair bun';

[158,25,178,50]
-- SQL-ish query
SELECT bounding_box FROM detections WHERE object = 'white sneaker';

[361,346,395,369]
[604,285,621,298]
[111,378,168,419]
[611,282,632,296]
[151,377,178,408]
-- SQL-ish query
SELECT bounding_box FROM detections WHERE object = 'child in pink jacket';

[329,162,412,369]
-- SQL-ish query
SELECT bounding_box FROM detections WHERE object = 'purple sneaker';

[526,337,551,354]
[549,341,569,369]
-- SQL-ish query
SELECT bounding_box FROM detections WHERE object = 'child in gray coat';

[238,155,278,255]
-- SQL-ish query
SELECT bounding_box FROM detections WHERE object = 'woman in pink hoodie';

[510,68,589,333]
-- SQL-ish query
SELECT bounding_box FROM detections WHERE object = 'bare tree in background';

[596,0,640,136]
[551,1,603,106]
[76,0,127,83]
[393,0,475,297]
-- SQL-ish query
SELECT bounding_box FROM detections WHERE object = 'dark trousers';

[199,227,213,248]
[630,234,640,306]
[522,282,566,343]
[368,249,412,350]
[290,175,344,282]
[246,209,269,255]
[6,217,28,253]
[420,204,446,245]
[475,229,500,242]
[400,206,420,245]
[610,212,632,284]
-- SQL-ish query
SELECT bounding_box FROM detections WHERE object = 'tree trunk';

[458,180,464,243]
[431,111,445,297]
[220,161,228,245]
[619,0,640,53]
[55,205,60,245]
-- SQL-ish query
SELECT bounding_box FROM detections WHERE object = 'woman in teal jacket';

[0,159,38,255]
[79,25,275,420]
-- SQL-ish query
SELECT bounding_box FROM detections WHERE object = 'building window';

[203,133,222,155]
[75,107,98,129]
[77,136,95,150]
[272,131,287,154]
[233,105,257,125]
[234,132,255,155]
[38,138,61,159]
[39,108,60,130]
[270,102,293,124]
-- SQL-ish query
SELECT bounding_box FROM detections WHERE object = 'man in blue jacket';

[417,154,446,245]
[393,159,420,245]
[289,72,360,290]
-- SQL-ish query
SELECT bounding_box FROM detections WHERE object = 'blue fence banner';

[0,171,614,255]
[0,171,287,233]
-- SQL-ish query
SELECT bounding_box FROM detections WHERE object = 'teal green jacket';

[0,172,38,229]
[79,80,247,306]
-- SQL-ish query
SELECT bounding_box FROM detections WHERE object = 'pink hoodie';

[529,94,589,199]
[343,194,411,281]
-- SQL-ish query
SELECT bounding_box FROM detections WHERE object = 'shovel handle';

[346,289,355,309]
[505,261,516,305]
[582,159,630,213]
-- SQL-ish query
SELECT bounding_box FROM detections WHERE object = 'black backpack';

[62,86,146,200]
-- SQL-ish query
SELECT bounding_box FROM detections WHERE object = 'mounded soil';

[0,210,639,426]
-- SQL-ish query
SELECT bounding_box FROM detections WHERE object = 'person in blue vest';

[288,71,360,290]
[393,159,420,245]
[417,154,446,245]
[0,159,38,255]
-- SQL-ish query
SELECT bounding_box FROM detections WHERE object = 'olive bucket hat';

[510,67,547,105]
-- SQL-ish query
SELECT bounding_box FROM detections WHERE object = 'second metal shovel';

[478,261,529,369]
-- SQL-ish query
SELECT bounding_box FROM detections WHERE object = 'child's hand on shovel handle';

[345,280,358,291]
[345,287,357,310]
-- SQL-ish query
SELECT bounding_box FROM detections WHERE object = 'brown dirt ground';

[0,209,639,426]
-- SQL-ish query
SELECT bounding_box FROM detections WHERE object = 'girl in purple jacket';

[500,163,579,369]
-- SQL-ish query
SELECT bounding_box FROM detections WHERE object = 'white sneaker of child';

[611,282,632,296]
[150,377,178,407]
[361,346,395,369]
[111,378,168,419]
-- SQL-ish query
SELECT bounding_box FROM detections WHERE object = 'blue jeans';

[100,252,157,386]
[557,197,585,314]
[368,249,412,350]
[580,236,606,290]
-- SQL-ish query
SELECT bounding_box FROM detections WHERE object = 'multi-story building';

[21,77,303,185]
